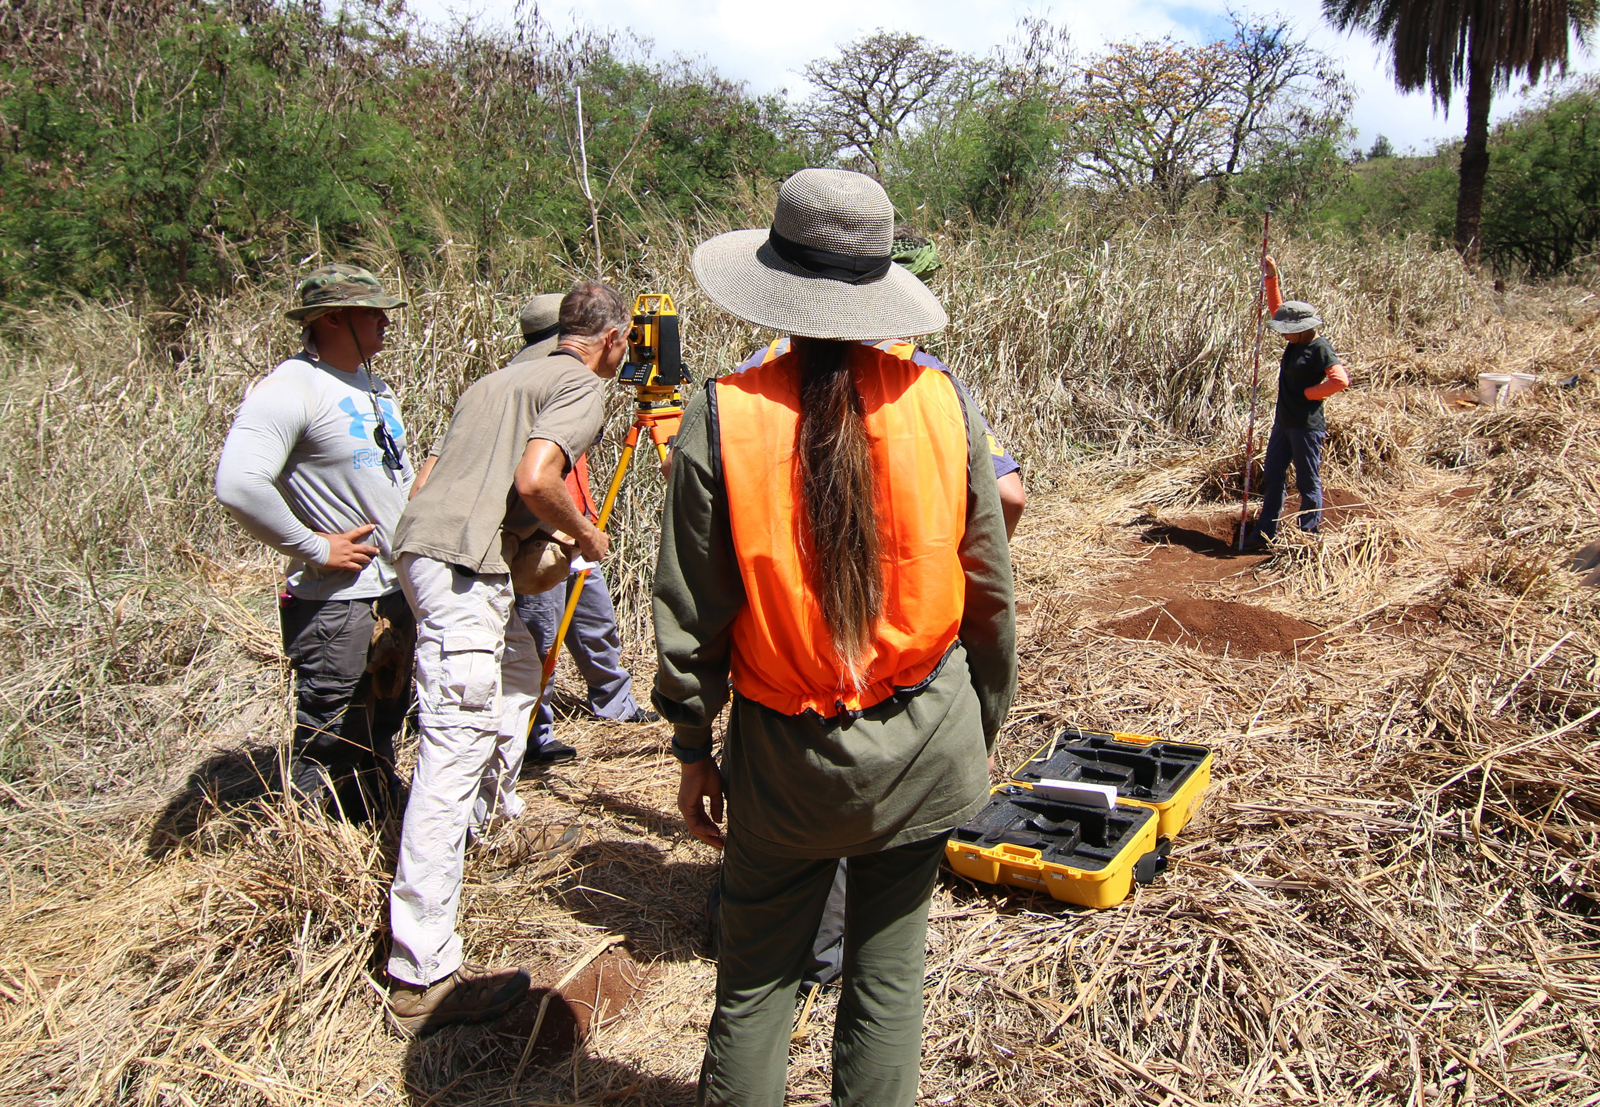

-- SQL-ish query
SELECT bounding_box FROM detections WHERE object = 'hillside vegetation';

[5,0,1599,310]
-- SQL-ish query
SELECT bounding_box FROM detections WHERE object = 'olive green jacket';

[650,375,1017,857]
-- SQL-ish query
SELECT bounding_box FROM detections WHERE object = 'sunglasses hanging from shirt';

[347,315,406,473]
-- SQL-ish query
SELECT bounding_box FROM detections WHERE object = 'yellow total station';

[535,293,688,708]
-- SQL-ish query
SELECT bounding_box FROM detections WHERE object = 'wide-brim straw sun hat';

[692,169,947,341]
[285,263,406,322]
[1268,300,1322,334]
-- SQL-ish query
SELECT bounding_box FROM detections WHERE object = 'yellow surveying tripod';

[533,293,686,712]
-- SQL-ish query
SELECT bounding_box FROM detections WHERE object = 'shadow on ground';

[555,838,720,962]
[404,1005,697,1106]
[1139,519,1245,559]
[145,744,282,859]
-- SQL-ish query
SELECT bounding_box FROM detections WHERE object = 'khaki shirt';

[394,348,605,572]
[650,377,1018,857]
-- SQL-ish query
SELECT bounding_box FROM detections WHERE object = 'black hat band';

[769,228,892,285]
[523,322,560,347]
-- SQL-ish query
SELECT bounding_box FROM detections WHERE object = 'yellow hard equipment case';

[945,783,1162,908]
[944,727,1212,909]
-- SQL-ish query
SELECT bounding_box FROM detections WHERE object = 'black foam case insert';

[1011,727,1207,804]
[949,785,1155,873]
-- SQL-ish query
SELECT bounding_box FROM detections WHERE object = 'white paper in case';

[1031,779,1117,809]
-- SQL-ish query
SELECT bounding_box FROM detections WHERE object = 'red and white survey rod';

[1236,205,1272,552]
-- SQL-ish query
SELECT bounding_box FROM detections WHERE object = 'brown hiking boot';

[481,821,583,869]
[388,961,530,1037]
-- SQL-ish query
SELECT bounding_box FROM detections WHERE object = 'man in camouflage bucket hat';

[216,263,416,825]
[284,262,407,322]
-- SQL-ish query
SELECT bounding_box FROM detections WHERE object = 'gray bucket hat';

[286,263,405,322]
[519,293,564,357]
[1268,301,1322,334]
[692,169,947,340]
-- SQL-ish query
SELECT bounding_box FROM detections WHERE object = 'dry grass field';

[0,218,1597,1105]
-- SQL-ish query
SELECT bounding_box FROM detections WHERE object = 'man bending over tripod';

[413,294,657,770]
[384,281,630,1035]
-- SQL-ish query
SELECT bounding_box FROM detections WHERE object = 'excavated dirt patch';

[501,946,654,1056]
[1103,597,1323,659]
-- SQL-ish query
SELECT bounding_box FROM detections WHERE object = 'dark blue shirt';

[1275,336,1338,431]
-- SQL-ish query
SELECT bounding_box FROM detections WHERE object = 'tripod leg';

[647,422,675,464]
[593,427,640,531]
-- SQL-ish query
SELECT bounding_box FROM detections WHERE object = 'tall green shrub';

[1480,79,1600,275]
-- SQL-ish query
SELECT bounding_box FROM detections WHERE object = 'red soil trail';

[501,946,654,1057]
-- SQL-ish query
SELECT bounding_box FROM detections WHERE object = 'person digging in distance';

[383,281,630,1036]
[654,168,1016,1106]
[215,264,415,825]
[411,295,658,771]
[1243,255,1350,549]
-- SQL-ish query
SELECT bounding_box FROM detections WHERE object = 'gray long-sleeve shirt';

[651,373,1018,857]
[215,354,413,600]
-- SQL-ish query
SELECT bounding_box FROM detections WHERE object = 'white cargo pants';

[388,553,541,985]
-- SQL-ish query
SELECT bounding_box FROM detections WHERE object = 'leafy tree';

[1065,15,1349,211]
[1368,133,1396,158]
[884,17,1073,224]
[797,31,969,176]
[1480,78,1600,274]
[1323,0,1600,264]
[1066,36,1236,207]
[959,18,1075,223]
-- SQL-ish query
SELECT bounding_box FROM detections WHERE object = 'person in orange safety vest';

[651,168,1017,1107]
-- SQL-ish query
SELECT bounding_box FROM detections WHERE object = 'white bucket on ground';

[1507,372,1539,396]
[1477,373,1513,406]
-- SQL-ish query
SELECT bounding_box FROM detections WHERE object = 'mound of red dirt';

[1103,598,1323,659]
[501,946,653,1056]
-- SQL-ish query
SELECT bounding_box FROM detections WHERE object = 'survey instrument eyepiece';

[619,293,686,388]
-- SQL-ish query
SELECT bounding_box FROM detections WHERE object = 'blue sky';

[410,0,1598,155]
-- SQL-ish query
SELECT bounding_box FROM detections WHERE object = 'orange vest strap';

[566,453,598,521]
[715,344,969,718]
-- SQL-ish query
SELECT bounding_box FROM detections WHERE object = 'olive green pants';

[698,829,949,1107]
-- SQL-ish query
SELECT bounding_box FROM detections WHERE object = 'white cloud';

[410,0,1598,153]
